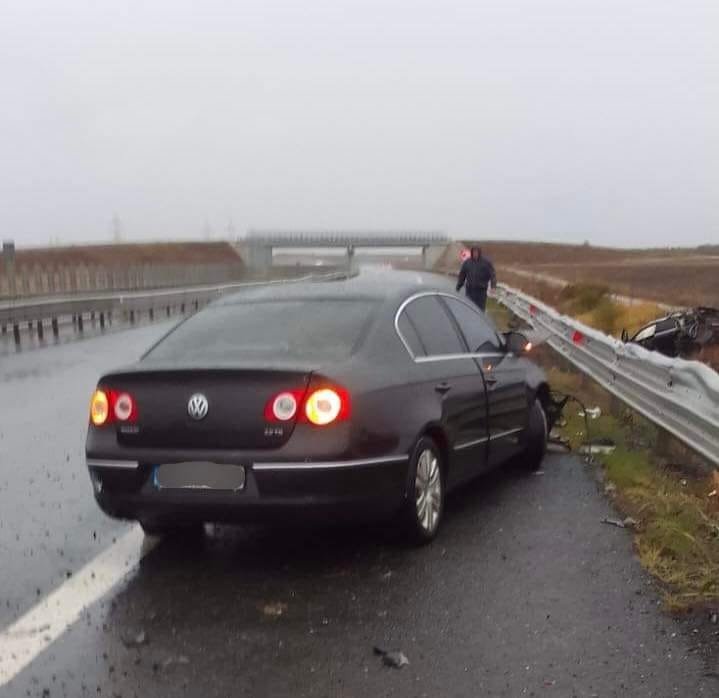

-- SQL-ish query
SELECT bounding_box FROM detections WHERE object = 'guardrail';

[0,271,346,346]
[494,284,719,468]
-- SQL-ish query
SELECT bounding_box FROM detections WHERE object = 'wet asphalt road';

[1,323,718,697]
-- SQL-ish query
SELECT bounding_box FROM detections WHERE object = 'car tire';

[399,436,445,545]
[523,398,548,471]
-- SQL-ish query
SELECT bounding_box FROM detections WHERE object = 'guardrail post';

[149,308,154,321]
[77,313,84,332]
[166,305,170,317]
[129,310,135,325]
[99,312,105,329]
[194,299,198,311]
[51,318,59,338]
[36,320,44,340]
[13,323,20,346]
[180,303,185,314]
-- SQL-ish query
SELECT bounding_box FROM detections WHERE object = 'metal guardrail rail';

[0,271,346,343]
[495,284,719,468]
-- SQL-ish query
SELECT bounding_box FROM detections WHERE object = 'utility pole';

[226,217,236,239]
[203,217,213,240]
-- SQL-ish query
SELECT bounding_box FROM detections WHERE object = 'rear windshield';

[145,299,378,362]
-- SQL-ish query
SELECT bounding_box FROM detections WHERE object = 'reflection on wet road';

[1,324,716,696]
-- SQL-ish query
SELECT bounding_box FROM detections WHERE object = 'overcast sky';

[1,0,717,248]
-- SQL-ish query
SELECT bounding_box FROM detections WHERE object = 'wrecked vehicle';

[621,307,719,360]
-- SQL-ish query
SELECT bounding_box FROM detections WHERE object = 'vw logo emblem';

[187,393,209,421]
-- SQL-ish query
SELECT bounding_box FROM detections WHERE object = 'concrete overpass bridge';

[238,231,451,271]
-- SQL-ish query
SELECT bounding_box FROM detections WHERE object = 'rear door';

[441,297,528,469]
[398,295,488,485]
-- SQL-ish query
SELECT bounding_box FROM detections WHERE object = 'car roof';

[214,268,455,306]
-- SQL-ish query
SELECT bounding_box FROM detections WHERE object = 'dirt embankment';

[435,240,719,308]
[3,241,243,271]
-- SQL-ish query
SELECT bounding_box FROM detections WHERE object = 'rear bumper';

[88,454,410,525]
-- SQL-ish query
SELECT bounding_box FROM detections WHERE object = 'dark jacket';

[456,255,496,292]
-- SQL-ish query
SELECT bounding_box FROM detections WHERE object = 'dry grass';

[493,273,665,338]
[439,240,719,307]
[577,301,665,337]
[2,242,243,273]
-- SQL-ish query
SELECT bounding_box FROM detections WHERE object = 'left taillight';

[90,389,110,426]
[89,388,138,426]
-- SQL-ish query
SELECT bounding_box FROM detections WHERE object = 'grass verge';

[488,300,719,613]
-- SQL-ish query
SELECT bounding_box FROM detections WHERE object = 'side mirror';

[621,329,629,343]
[503,331,531,355]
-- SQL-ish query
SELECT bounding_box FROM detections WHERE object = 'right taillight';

[264,384,351,426]
[271,392,299,421]
[305,388,343,425]
[264,389,306,422]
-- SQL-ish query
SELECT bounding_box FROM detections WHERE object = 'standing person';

[455,246,496,312]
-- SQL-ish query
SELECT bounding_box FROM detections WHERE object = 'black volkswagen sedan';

[86,270,551,543]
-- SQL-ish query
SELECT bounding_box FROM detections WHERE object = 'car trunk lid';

[102,368,312,450]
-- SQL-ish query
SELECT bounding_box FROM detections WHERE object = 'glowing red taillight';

[271,392,299,421]
[113,392,135,421]
[264,385,350,426]
[90,389,110,426]
[264,389,306,422]
[89,388,138,426]
[304,388,344,425]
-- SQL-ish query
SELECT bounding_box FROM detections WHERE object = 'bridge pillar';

[243,241,272,273]
[422,244,445,270]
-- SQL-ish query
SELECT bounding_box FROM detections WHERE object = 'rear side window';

[442,297,502,353]
[402,296,466,356]
[397,313,426,357]
[145,299,377,362]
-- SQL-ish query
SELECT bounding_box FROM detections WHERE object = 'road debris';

[602,517,625,528]
[162,655,190,668]
[373,646,409,669]
[120,629,147,647]
[579,437,616,455]
[601,516,639,529]
[262,601,287,618]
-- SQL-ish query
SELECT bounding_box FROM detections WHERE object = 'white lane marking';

[0,525,157,687]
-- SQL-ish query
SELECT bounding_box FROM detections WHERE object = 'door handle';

[484,376,498,387]
[435,382,452,394]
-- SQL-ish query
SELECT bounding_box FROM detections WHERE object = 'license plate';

[153,462,246,491]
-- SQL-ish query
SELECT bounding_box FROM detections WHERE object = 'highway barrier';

[495,284,719,469]
[0,271,345,346]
